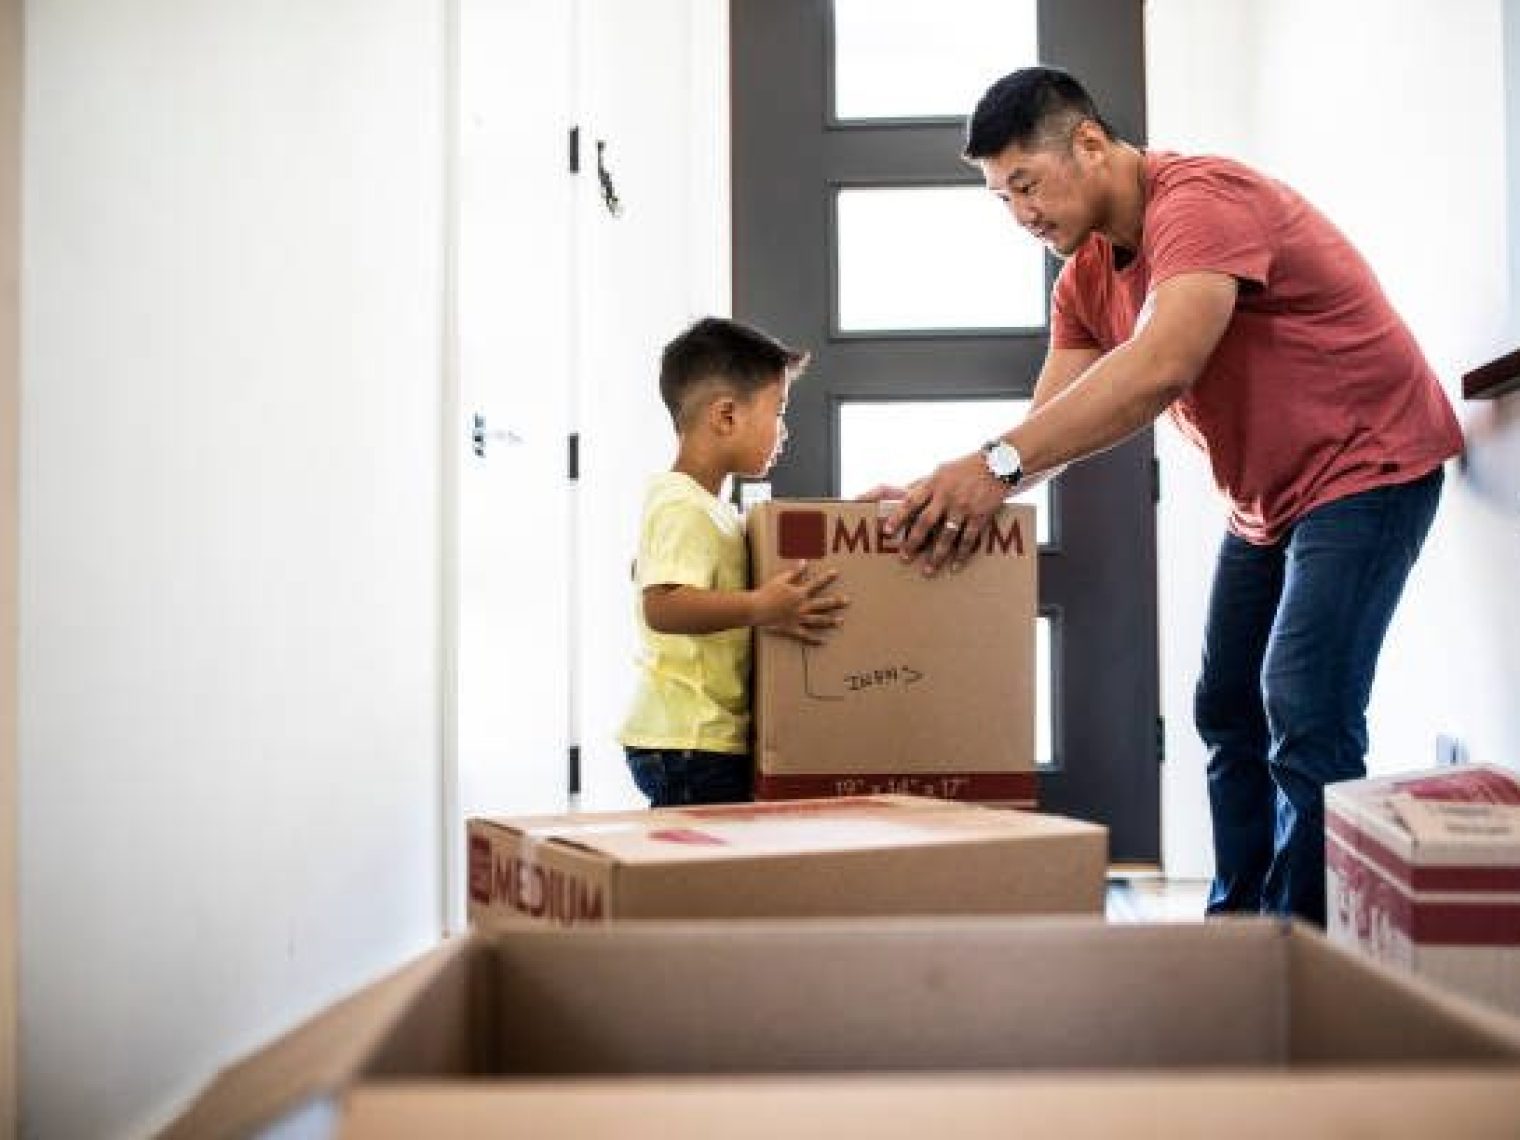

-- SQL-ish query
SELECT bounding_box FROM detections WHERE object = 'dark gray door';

[731,0,1159,861]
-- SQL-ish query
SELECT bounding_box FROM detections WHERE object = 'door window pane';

[837,399,1050,545]
[836,186,1045,333]
[832,0,1037,122]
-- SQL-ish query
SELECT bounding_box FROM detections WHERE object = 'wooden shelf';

[1463,347,1520,399]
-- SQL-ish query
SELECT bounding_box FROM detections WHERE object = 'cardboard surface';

[164,918,1520,1140]
[466,795,1106,927]
[747,500,1037,804]
[340,1076,1520,1140]
[1327,764,1520,1014]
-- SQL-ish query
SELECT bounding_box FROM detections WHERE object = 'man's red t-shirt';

[1050,151,1462,544]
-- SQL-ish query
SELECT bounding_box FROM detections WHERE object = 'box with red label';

[466,795,1105,928]
[747,499,1037,805]
[1326,763,1520,1014]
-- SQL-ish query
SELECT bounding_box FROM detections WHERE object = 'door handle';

[471,413,523,458]
[596,139,623,218]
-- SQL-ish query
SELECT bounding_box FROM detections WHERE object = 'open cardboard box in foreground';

[164,917,1520,1138]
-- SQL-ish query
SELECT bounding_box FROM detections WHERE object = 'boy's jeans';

[1195,467,1443,925]
[624,747,752,808]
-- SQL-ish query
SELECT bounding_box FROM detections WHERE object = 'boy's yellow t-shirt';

[618,471,751,754]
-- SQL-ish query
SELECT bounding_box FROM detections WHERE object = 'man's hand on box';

[854,481,917,503]
[752,561,849,646]
[884,451,1006,577]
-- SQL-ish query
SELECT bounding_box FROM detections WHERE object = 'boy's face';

[732,376,790,477]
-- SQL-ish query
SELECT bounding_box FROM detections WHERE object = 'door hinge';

[568,125,580,174]
[1151,457,1161,503]
[568,432,580,481]
[1155,715,1166,765]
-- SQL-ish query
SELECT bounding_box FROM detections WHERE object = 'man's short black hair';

[964,66,1117,160]
[659,316,807,430]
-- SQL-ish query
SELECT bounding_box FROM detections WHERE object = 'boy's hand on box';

[753,561,849,646]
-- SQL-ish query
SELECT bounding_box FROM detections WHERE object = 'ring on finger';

[943,518,963,533]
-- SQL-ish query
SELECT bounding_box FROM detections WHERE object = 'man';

[884,66,1461,925]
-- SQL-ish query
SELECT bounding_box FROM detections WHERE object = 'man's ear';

[1073,119,1107,163]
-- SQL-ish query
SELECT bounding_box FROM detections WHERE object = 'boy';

[618,316,848,807]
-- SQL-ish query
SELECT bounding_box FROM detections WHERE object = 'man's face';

[979,125,1100,259]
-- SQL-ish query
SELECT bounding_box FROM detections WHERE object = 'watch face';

[987,441,1019,478]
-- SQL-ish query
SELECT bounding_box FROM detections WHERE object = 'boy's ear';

[708,394,740,435]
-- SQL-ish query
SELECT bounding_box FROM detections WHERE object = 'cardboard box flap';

[159,937,474,1140]
[1288,922,1520,1063]
[1329,766,1520,815]
[483,919,1291,1074]
[472,811,651,856]
[1395,767,1520,806]
[476,918,1520,1076]
[475,797,1100,866]
[341,1074,1520,1140]
[1390,793,1520,854]
[1328,765,1520,866]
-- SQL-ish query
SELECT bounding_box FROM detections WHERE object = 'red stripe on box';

[754,771,1038,806]
[1329,832,1520,947]
[1409,903,1520,945]
[1326,812,1520,892]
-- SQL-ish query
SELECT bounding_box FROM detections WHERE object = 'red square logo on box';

[467,834,493,904]
[778,509,827,559]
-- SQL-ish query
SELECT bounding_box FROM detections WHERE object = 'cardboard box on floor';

[164,918,1520,1140]
[1327,763,1520,1015]
[747,499,1038,805]
[466,795,1105,927]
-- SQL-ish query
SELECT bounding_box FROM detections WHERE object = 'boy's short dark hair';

[659,316,807,429]
[963,66,1117,161]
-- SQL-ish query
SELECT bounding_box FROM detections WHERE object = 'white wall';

[20,2,446,1135]
[1147,0,1520,876]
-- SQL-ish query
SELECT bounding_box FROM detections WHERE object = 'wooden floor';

[1105,875,1209,922]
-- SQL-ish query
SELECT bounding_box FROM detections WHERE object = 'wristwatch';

[982,439,1023,489]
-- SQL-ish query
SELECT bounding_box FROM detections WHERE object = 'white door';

[449,0,576,927]
[448,1,731,921]
[572,0,731,810]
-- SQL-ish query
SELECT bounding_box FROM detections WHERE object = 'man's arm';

[888,270,1239,570]
[1002,271,1237,474]
[1030,345,1103,414]
[1000,345,1103,496]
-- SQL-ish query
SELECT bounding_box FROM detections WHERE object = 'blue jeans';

[624,747,752,808]
[1195,468,1443,925]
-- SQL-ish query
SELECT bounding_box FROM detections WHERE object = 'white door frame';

[438,0,462,937]
[441,0,580,930]
[438,0,733,917]
[1,0,21,1128]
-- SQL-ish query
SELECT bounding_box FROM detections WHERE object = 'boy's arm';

[643,563,848,645]
[643,583,760,635]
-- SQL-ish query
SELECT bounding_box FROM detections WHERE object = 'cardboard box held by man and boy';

[747,499,1039,806]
